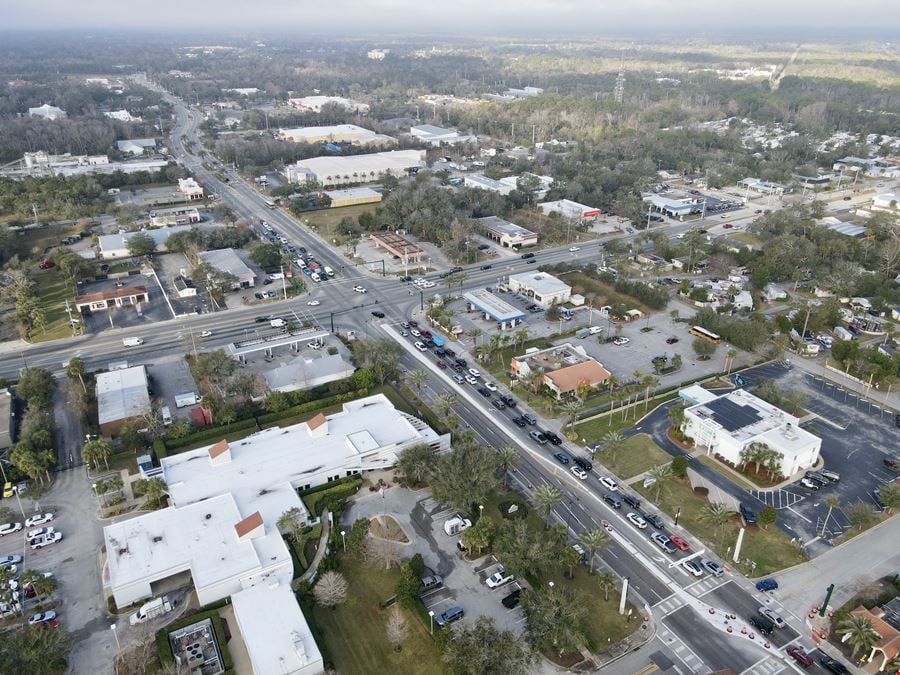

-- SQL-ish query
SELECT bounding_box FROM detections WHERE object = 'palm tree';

[513,327,530,350]
[532,484,563,529]
[433,392,457,418]
[596,570,617,601]
[601,431,626,464]
[726,348,738,375]
[66,356,87,393]
[837,614,880,659]
[668,403,685,432]
[142,477,168,508]
[488,333,504,363]
[468,326,483,347]
[702,502,733,541]
[579,528,610,574]
[820,495,841,536]
[559,400,583,433]
[82,438,112,471]
[20,569,57,602]
[496,446,518,487]
[404,368,429,399]
[642,374,658,413]
[647,463,672,501]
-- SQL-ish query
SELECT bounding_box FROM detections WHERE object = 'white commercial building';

[466,173,553,197]
[198,248,256,289]
[288,96,369,114]
[116,138,157,156]
[478,216,538,248]
[96,366,152,436]
[283,149,426,187]
[264,354,355,393]
[872,193,898,212]
[104,110,142,123]
[409,124,462,145]
[149,206,201,227]
[178,177,204,200]
[508,271,571,308]
[98,225,193,259]
[680,387,821,478]
[539,199,602,221]
[278,124,394,146]
[28,104,67,120]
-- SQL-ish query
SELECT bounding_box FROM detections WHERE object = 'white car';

[28,610,56,626]
[414,341,428,352]
[0,555,22,566]
[413,278,427,286]
[613,337,630,346]
[568,246,580,252]
[0,523,22,537]
[599,476,618,491]
[465,375,478,385]
[26,527,54,542]
[422,281,436,288]
[758,607,786,629]
[485,568,514,589]
[683,560,704,577]
[25,513,54,528]
[199,330,213,338]
[484,382,497,392]
[626,512,648,529]
[30,531,62,550]
[353,285,367,293]
[410,329,422,337]
[468,368,481,378]
[307,300,320,306]
[571,466,588,480]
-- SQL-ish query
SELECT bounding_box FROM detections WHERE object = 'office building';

[95,366,152,436]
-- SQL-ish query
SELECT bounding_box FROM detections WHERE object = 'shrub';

[299,476,362,516]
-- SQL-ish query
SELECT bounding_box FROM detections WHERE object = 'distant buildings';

[486,86,543,102]
[539,199,602,221]
[283,149,425,187]
[288,96,369,114]
[817,216,867,238]
[323,187,382,208]
[98,225,193,259]
[510,343,611,400]
[104,110,142,123]
[198,248,256,289]
[28,104,67,121]
[477,216,538,249]
[409,124,463,146]
[149,206,201,227]
[178,177,204,200]
[465,173,553,198]
[739,178,787,195]
[508,271,571,309]
[95,365,152,436]
[833,156,900,179]
[872,192,898,212]
[643,194,703,220]
[278,124,394,147]
[367,49,389,60]
[223,87,260,96]
[116,138,157,156]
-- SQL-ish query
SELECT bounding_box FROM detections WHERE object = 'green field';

[30,267,78,342]
[311,557,445,675]
[296,204,376,243]
[593,434,673,480]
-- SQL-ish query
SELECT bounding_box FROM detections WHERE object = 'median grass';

[310,556,444,675]
[634,476,807,576]
[592,433,672,480]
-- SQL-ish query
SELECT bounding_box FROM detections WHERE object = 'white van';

[161,406,173,426]
[123,337,144,347]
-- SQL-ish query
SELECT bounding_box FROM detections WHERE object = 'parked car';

[0,523,22,536]
[30,531,62,550]
[352,285,367,293]
[621,494,641,510]
[626,512,647,529]
[28,611,57,626]
[650,532,677,554]
[553,452,570,465]
[758,606,785,628]
[26,527,54,542]
[570,466,588,480]
[701,558,724,577]
[644,513,665,530]
[599,476,618,491]
[521,413,537,425]
[435,607,464,627]
[884,456,899,470]
[544,431,563,445]
[573,457,592,472]
[819,654,849,674]
[501,588,523,609]
[603,494,622,509]
[739,503,757,524]
[668,535,689,551]
[820,469,841,482]
[371,310,385,318]
[0,555,22,566]
[683,559,704,577]
[665,337,679,344]
[755,578,778,592]
[485,568,514,589]
[25,513,54,528]
[799,477,820,490]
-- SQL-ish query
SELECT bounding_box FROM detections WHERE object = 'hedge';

[256,389,369,427]
[299,476,362,516]
[155,607,234,672]
[164,418,260,451]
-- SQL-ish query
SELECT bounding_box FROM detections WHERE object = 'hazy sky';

[3,0,898,34]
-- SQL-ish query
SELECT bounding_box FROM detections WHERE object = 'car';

[520,252,535,259]
[0,523,22,536]
[749,616,774,636]
[739,503,757,524]
[884,456,899,470]
[644,513,665,530]
[2,482,12,498]
[266,290,276,298]
[414,342,428,352]
[621,494,641,510]
[26,526,54,541]
[491,399,506,410]
[668,535,689,551]
[521,413,537,425]
[570,465,588,480]
[568,246,580,252]
[651,532,677,554]
[254,316,271,323]
[410,328,421,337]
[683,559,704,577]
[613,337,630,346]
[553,452,571,465]
[453,374,465,384]
[468,368,481,378]
[512,416,527,427]
[599,476,618,491]
[755,578,778,592]
[804,472,828,487]
[454,358,467,368]
[820,469,841,482]
[485,568,514,588]
[0,555,22,566]
[843,195,852,200]
[758,607,785,629]
[754,209,763,214]
[545,431,563,446]
[818,654,850,674]
[371,310,385,318]
[480,265,492,270]
[399,330,408,337]
[701,558,724,577]
[722,223,733,229]
[529,430,548,445]
[603,494,622,509]
[483,381,498,392]
[627,512,648,529]
[436,361,447,370]
[501,587,523,608]
[465,375,478,385]
[353,285,367,293]
[799,477,820,490]
[665,337,679,344]
[28,611,57,626]
[30,531,62,549]
[443,347,456,357]
[421,574,443,591]
[477,387,491,398]
[573,457,592,472]
[421,330,433,339]
[500,395,517,407]
[408,320,418,327]
[24,513,54,528]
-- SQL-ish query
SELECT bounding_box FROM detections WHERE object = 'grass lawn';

[30,268,77,342]
[573,412,646,448]
[369,515,410,543]
[594,434,672,480]
[727,232,763,247]
[311,557,444,675]
[298,204,376,244]
[563,272,655,316]
[696,456,757,490]
[634,477,808,576]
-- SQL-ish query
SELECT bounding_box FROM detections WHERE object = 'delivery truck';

[175,392,202,408]
[123,337,144,347]
[129,596,173,625]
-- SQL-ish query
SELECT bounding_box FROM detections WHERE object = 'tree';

[646,463,672,501]
[460,516,495,558]
[20,569,57,601]
[14,368,56,409]
[404,368,429,399]
[597,570,617,601]
[671,455,689,479]
[430,444,499,515]
[726,348,738,374]
[495,446,518,487]
[118,424,144,452]
[467,326,483,347]
[277,507,305,544]
[345,518,369,560]
[355,339,404,385]
[692,338,717,361]
[600,430,626,464]
[366,536,401,571]
[702,502,732,539]
[845,502,877,531]
[396,444,436,487]
[126,231,157,257]
[522,585,587,657]
[65,357,87,393]
[545,299,561,322]
[757,505,777,530]
[82,438,112,471]
[559,400,583,432]
[668,404,685,432]
[313,571,348,609]
[385,607,408,652]
[579,528,610,575]
[193,261,237,306]
[837,614,880,659]
[877,482,900,515]
[442,616,535,675]
[141,477,167,508]
[250,243,284,269]
[532,484,563,529]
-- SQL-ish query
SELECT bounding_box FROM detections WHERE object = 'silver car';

[758,606,786,628]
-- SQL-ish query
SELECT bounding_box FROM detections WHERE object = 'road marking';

[787,506,813,523]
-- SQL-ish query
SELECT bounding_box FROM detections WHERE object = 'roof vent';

[152,536,163,543]
[205,513,212,520]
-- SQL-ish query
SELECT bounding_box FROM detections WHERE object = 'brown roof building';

[510,342,611,400]
[543,360,611,399]
[75,285,148,312]
[849,605,900,671]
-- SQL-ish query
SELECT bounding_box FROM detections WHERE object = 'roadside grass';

[830,511,891,546]
[727,232,763,247]
[30,268,77,342]
[696,456,757,491]
[573,412,647,448]
[594,434,672,480]
[634,476,807,576]
[563,272,655,316]
[310,556,444,675]
[297,204,376,244]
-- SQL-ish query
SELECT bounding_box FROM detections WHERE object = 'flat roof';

[643,194,697,212]
[116,138,156,150]
[539,199,600,217]
[466,175,506,191]
[509,271,570,296]
[231,584,323,674]
[99,225,193,253]
[411,124,457,136]
[289,149,425,178]
[463,289,526,322]
[323,187,382,201]
[819,217,867,237]
[263,353,355,392]
[477,216,536,238]
[198,248,255,281]
[370,231,425,255]
[95,366,151,425]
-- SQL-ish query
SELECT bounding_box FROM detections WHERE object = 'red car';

[421,330,432,339]
[408,320,418,328]
[36,618,59,629]
[39,258,55,269]
[436,361,447,369]
[785,645,813,667]
[668,535,689,551]
[723,223,733,229]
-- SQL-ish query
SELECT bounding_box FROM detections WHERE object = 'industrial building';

[287,96,369,114]
[370,232,425,263]
[28,104,67,120]
[149,206,200,227]
[678,386,821,478]
[116,138,157,156]
[95,365,152,436]
[198,248,256,289]
[75,285,149,313]
[539,199,602,221]
[409,124,462,145]
[465,173,553,198]
[816,216,867,238]
[278,124,393,146]
[508,271,571,308]
[98,225,193,259]
[510,343,610,400]
[283,149,426,187]
[478,216,538,248]
[642,194,704,220]
[462,289,525,330]
[323,187,382,208]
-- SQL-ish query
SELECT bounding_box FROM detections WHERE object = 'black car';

[455,358,468,368]
[500,395,517,407]
[491,399,506,410]
[254,316,270,323]
[477,387,492,398]
[450,266,463,273]
[443,347,456,357]
[644,513,665,530]
[622,494,641,510]
[511,416,527,427]
[895,412,900,429]
[574,457,593,472]
[749,616,774,636]
[819,654,849,674]
[371,310,385,318]
[480,265,492,270]
[520,252,535,259]
[543,431,563,446]
[477,244,490,250]
[553,452,570,465]
[400,275,412,282]
[434,348,446,357]
[501,588,523,609]
[603,494,622,509]
[739,503,757,524]
[804,472,828,487]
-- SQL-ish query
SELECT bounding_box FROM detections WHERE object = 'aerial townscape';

[0,2,899,674]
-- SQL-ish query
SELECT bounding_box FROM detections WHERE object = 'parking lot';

[79,274,174,334]
[343,489,527,634]
[145,354,203,420]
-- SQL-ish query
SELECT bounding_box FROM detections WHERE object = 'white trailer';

[129,596,173,625]
[123,337,144,347]
[175,392,202,408]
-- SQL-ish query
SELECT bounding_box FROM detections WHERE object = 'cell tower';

[613,50,626,104]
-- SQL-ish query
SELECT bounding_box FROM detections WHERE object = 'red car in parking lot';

[668,535,689,551]
[436,361,447,369]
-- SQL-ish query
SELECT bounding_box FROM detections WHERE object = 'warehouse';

[323,187,383,208]
[116,138,157,156]
[409,124,462,145]
[508,271,571,308]
[287,96,369,113]
[478,216,538,248]
[283,150,425,187]
[96,365,152,436]
[198,248,256,289]
[278,124,394,146]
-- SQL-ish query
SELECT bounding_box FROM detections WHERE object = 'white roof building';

[872,192,898,212]
[278,124,393,146]
[539,199,602,221]
[28,104,67,120]
[95,366,152,436]
[98,225,193,259]
[178,177,204,200]
[104,110,142,123]
[283,150,426,187]
[465,173,552,197]
[116,138,157,156]
[199,248,256,289]
[288,96,369,114]
[681,388,821,478]
[410,124,462,145]
[263,353,355,393]
[508,271,572,309]
[477,216,538,248]
[231,583,324,675]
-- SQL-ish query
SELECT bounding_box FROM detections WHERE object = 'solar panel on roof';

[704,397,762,432]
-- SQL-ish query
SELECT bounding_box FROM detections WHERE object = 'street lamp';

[674,507,682,527]
[478,504,483,520]
[110,623,121,650]
[340,530,346,552]
[429,610,435,634]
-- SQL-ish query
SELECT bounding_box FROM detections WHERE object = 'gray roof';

[264,354,355,393]
[477,216,535,237]
[98,225,193,254]
[198,248,255,281]
[463,289,526,322]
[509,271,570,295]
[96,366,151,426]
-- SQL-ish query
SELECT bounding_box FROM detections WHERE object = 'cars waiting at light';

[352,285,367,293]
[599,476,618,491]
[626,512,648,529]
[414,342,428,352]
[683,560,704,577]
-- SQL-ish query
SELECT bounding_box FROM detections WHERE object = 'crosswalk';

[741,655,789,675]
[686,575,729,596]
[750,488,805,509]
[652,595,686,618]
[657,624,706,674]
